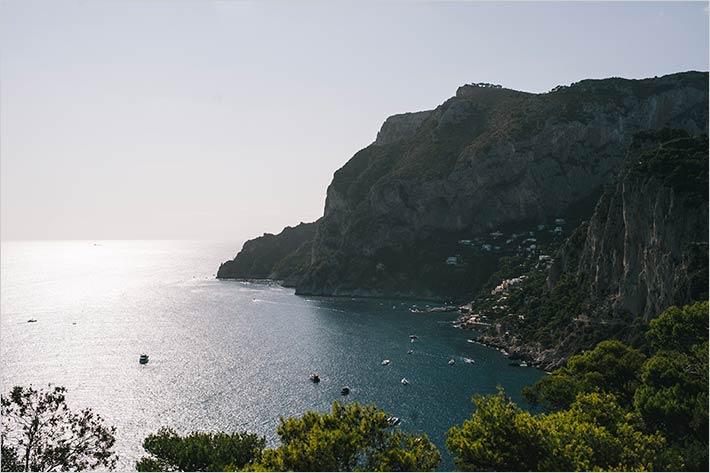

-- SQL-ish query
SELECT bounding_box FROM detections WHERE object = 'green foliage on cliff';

[135,428,265,472]
[248,402,440,472]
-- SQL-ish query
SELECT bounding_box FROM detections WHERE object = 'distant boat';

[386,416,401,426]
[341,386,350,395]
[27,319,37,323]
[448,359,456,366]
[139,354,149,365]
[381,359,391,366]
[467,339,476,344]
[309,374,320,383]
[409,335,418,340]
[401,378,409,385]
[520,361,528,367]
[463,358,476,364]
[407,350,413,355]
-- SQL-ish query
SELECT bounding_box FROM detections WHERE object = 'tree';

[135,427,265,471]
[247,402,440,471]
[447,389,668,471]
[634,301,709,471]
[446,389,546,471]
[645,301,709,353]
[523,340,646,410]
[1,385,117,471]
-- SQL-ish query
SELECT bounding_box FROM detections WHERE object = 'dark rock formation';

[217,221,317,286]
[218,72,708,300]
[559,130,709,321]
[473,131,709,370]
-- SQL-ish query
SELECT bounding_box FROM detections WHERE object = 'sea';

[0,240,543,470]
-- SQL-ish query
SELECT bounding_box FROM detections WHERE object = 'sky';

[1,1,708,242]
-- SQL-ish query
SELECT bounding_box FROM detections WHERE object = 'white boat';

[448,359,456,366]
[386,416,401,426]
[381,359,391,365]
[309,373,320,383]
[520,361,528,367]
[401,378,409,385]
[467,339,476,344]
[463,358,476,364]
[407,350,413,355]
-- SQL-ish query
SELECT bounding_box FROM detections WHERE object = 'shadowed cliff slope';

[218,72,708,300]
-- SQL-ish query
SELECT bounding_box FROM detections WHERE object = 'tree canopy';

[248,402,440,472]
[1,385,117,472]
[135,428,265,472]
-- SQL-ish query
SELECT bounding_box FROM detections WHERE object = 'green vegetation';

[135,428,265,472]
[447,389,666,471]
[137,402,440,472]
[518,301,709,471]
[1,385,117,471]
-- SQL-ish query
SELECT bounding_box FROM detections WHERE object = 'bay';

[1,240,542,470]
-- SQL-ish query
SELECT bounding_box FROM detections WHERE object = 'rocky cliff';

[468,131,708,369]
[563,130,709,320]
[218,72,708,301]
[217,221,317,286]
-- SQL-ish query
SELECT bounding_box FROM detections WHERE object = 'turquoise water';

[1,240,543,470]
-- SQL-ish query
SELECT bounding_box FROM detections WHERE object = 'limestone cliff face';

[218,72,708,299]
[297,72,708,297]
[554,132,709,322]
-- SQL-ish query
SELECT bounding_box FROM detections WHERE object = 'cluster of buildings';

[446,218,567,266]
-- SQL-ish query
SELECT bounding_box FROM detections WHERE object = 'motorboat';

[381,359,391,366]
[341,386,350,395]
[401,378,409,385]
[409,335,418,340]
[463,358,476,364]
[448,359,456,366]
[386,416,401,427]
[520,361,528,367]
[139,354,149,365]
[27,319,37,323]
[309,374,320,383]
[407,350,413,355]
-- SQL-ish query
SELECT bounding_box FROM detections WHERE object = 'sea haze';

[0,240,542,469]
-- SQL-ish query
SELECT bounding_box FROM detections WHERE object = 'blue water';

[1,240,543,470]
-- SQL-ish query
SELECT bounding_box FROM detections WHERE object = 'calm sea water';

[1,240,542,470]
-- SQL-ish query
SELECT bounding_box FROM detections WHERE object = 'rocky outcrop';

[218,72,708,300]
[297,72,708,298]
[562,131,709,321]
[374,111,433,146]
[471,131,708,370]
[217,221,317,286]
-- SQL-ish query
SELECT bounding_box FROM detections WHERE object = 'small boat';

[463,358,476,364]
[520,361,528,367]
[139,354,149,365]
[448,359,456,366]
[407,350,413,355]
[381,359,391,366]
[386,416,401,426]
[27,319,37,323]
[309,374,320,383]
[341,386,350,395]
[409,335,418,340]
[467,339,476,344]
[401,378,409,385]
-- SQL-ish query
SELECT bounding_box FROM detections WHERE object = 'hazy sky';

[1,1,708,242]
